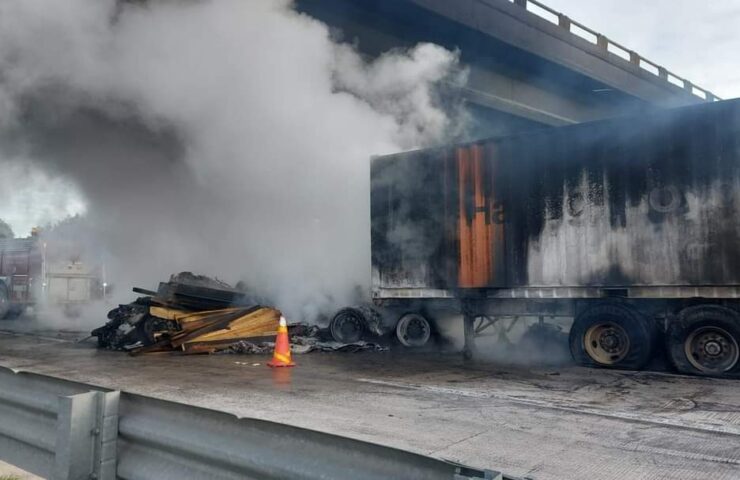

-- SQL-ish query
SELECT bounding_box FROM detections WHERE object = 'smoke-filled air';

[0,0,467,321]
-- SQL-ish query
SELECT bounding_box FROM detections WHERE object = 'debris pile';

[92,272,280,354]
[91,272,389,355]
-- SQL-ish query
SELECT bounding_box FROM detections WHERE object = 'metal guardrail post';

[629,51,640,66]
[94,392,119,480]
[0,366,119,480]
[54,391,119,480]
[596,34,608,51]
[513,0,527,7]
[557,14,570,31]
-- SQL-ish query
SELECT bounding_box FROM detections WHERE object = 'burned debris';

[92,272,388,355]
[92,272,281,354]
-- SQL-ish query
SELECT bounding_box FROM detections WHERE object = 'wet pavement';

[0,325,739,480]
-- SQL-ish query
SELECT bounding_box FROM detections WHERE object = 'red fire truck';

[0,237,43,318]
[0,235,102,318]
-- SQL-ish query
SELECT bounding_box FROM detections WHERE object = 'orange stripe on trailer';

[457,145,497,288]
[457,146,473,287]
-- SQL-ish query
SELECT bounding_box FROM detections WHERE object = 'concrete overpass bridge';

[297,0,719,137]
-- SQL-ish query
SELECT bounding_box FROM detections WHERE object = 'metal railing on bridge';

[507,0,719,102]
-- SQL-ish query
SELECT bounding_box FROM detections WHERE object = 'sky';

[542,0,740,99]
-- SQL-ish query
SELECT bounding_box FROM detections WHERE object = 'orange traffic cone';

[267,316,295,368]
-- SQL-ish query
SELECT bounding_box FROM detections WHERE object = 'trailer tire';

[0,283,9,320]
[395,313,432,347]
[667,305,740,377]
[330,308,367,343]
[569,303,652,370]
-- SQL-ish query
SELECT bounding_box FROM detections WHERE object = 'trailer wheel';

[667,305,740,377]
[395,313,431,347]
[0,283,9,320]
[569,304,652,370]
[330,308,367,343]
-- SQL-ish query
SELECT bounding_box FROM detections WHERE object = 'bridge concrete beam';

[411,0,704,108]
[465,64,610,125]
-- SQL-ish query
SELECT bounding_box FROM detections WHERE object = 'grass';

[0,476,20,480]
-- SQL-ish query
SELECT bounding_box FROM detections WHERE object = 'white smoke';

[0,0,467,321]
[0,160,87,238]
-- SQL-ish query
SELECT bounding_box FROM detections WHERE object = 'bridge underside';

[297,0,706,137]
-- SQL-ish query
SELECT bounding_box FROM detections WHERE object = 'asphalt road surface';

[0,324,739,480]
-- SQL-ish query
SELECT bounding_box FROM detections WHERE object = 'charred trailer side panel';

[368,99,740,378]
[505,100,740,289]
[371,98,740,295]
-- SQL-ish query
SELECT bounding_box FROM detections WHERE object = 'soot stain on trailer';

[371,99,740,292]
[523,100,740,287]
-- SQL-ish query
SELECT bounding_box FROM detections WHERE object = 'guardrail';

[0,368,118,479]
[507,0,719,102]
[0,366,508,480]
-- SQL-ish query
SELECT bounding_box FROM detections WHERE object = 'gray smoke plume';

[0,0,467,321]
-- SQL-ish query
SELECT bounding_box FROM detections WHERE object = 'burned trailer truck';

[335,98,740,378]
